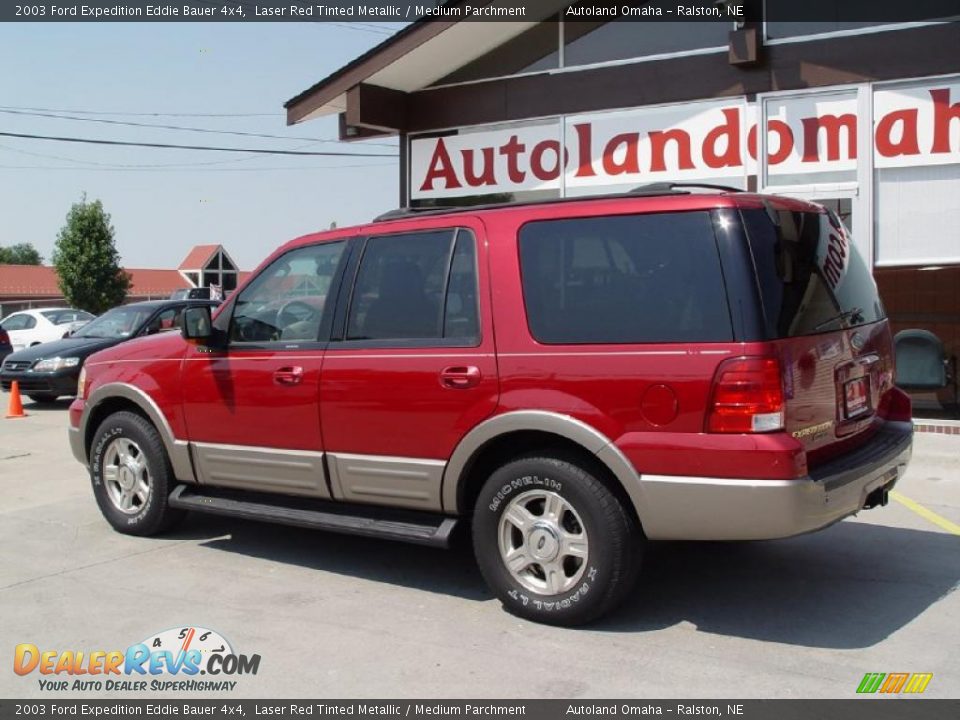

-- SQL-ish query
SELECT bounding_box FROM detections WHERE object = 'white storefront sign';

[409,78,960,200]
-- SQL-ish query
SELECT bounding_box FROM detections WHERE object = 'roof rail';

[629,182,743,194]
[372,183,745,222]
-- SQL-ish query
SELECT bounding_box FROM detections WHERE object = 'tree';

[0,243,43,265]
[52,196,130,314]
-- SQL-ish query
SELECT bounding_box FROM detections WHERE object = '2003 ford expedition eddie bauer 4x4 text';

[69,184,913,625]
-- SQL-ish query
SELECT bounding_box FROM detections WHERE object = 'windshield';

[41,309,94,325]
[73,307,152,339]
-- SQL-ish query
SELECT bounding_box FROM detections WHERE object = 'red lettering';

[703,108,742,169]
[801,114,857,162]
[460,147,496,187]
[572,123,596,178]
[930,88,960,154]
[419,138,461,192]
[747,123,796,163]
[530,140,563,181]
[875,109,921,157]
[602,133,641,175]
[648,129,693,173]
[499,135,526,184]
[766,120,794,165]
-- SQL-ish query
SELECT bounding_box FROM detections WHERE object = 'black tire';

[28,393,59,403]
[472,454,642,626]
[89,411,185,536]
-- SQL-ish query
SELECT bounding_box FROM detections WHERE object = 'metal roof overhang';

[284,14,542,133]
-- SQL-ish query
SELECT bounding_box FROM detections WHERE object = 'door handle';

[273,366,304,385]
[440,365,481,389]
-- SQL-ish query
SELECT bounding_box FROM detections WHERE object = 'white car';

[0,308,95,351]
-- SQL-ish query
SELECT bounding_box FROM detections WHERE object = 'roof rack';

[628,182,744,194]
[372,182,743,222]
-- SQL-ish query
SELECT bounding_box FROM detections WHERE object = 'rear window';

[742,208,885,339]
[518,211,733,344]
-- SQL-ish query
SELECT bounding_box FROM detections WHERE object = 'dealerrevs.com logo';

[14,626,260,692]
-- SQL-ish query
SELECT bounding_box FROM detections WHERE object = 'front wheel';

[89,411,184,536]
[472,455,642,626]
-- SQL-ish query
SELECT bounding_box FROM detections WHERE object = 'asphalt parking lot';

[1,396,958,699]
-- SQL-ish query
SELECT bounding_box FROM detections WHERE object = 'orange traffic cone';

[6,381,26,418]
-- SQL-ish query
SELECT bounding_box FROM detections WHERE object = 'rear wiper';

[814,307,864,331]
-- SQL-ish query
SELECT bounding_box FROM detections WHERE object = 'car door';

[180,240,350,498]
[2,313,37,351]
[320,221,498,512]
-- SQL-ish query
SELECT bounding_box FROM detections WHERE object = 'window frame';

[762,17,951,46]
[223,238,354,351]
[330,228,482,350]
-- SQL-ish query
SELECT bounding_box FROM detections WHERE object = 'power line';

[0,131,398,157]
[0,141,393,170]
[0,104,280,118]
[0,108,397,148]
[325,22,394,35]
[0,162,397,172]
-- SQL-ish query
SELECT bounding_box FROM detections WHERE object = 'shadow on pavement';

[184,514,490,602]
[180,512,958,647]
[19,398,74,411]
[600,521,960,648]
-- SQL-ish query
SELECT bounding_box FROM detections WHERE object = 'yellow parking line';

[890,491,960,536]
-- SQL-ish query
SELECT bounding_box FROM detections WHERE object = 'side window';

[229,241,346,344]
[3,314,30,331]
[144,308,180,335]
[345,229,479,344]
[443,232,479,341]
[518,211,733,344]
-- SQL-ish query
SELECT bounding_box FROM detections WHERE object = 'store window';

[764,0,952,41]
[564,13,729,67]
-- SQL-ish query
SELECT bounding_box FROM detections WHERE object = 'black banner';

[1,700,959,720]
[2,0,959,23]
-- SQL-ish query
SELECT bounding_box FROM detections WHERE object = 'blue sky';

[0,22,401,271]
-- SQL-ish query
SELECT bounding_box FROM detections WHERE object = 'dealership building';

[286,2,960,419]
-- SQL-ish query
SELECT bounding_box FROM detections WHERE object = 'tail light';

[881,386,913,422]
[0,329,8,345]
[706,356,784,433]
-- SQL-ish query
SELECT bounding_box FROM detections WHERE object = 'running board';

[168,485,459,548]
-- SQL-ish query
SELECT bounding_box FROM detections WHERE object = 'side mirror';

[181,306,212,342]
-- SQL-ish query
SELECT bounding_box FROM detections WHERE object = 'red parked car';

[68,184,912,625]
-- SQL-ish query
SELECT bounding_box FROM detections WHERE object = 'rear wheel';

[472,454,642,626]
[89,411,184,536]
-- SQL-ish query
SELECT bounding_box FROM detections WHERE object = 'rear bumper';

[639,421,913,541]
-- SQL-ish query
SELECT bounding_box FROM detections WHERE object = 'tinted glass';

[519,211,733,344]
[443,231,480,341]
[143,307,181,335]
[347,231,454,341]
[742,208,884,338]
[230,241,346,343]
[2,314,35,331]
[41,310,93,325]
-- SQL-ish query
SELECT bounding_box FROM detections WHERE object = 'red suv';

[69,185,912,625]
